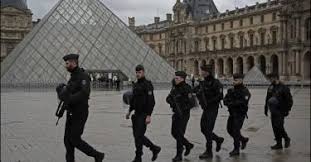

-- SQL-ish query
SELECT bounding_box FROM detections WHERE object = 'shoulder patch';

[245,95,249,100]
[148,91,153,95]
[82,80,87,85]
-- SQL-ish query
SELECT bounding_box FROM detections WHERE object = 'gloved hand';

[56,83,66,94]
[56,83,69,102]
[264,110,268,117]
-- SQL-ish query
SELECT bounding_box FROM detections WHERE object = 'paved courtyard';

[1,87,310,162]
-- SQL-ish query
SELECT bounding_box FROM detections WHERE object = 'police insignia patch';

[245,96,249,100]
[148,91,153,95]
[82,80,87,85]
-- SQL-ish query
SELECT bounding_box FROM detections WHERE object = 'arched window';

[194,40,199,52]
[212,38,217,51]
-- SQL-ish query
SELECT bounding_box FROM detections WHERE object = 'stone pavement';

[1,88,310,162]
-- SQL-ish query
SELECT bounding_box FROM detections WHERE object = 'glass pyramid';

[243,66,270,85]
[1,0,175,87]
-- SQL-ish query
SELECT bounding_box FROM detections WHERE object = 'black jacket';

[223,84,251,116]
[194,76,223,109]
[129,77,155,116]
[166,81,193,114]
[58,67,91,113]
[264,82,293,114]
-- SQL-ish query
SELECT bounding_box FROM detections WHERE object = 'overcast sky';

[27,0,266,25]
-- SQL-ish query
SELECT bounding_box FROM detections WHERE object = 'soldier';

[56,54,105,162]
[223,73,251,156]
[193,64,224,159]
[265,73,293,150]
[166,71,195,162]
[125,65,161,162]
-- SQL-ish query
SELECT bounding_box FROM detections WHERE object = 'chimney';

[128,17,135,30]
[166,13,172,21]
[154,17,160,24]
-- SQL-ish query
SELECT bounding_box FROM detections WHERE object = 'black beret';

[135,64,145,71]
[175,71,187,79]
[233,73,244,79]
[266,73,279,79]
[63,54,79,61]
[200,64,213,72]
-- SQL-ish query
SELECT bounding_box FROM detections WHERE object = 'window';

[260,32,265,45]
[230,37,234,49]
[239,35,244,48]
[205,39,209,51]
[272,12,277,21]
[150,34,153,41]
[221,38,225,50]
[250,17,253,25]
[230,21,234,28]
[6,43,15,55]
[194,40,199,52]
[159,33,162,39]
[213,39,217,51]
[221,23,224,30]
[290,24,294,38]
[205,26,208,33]
[240,19,243,26]
[261,15,265,23]
[213,24,216,31]
[306,18,311,40]
[159,44,162,55]
[195,27,199,34]
[249,33,254,47]
[272,30,277,45]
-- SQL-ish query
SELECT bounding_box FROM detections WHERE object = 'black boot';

[216,137,224,152]
[271,141,283,150]
[172,154,182,162]
[284,137,291,148]
[132,156,142,162]
[229,149,240,157]
[151,146,161,161]
[184,143,194,156]
[241,137,249,150]
[94,152,105,162]
[199,150,213,159]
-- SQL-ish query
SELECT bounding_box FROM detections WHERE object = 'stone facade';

[131,0,311,81]
[1,0,32,62]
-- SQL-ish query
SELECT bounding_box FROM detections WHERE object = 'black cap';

[200,64,213,72]
[233,73,244,79]
[175,71,187,79]
[135,64,145,71]
[63,54,79,61]
[267,73,279,79]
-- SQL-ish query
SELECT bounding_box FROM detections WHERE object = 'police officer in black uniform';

[265,73,293,150]
[125,65,161,162]
[56,54,105,162]
[166,71,194,162]
[194,64,224,159]
[223,73,251,156]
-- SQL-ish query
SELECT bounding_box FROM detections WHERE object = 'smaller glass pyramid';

[244,66,270,85]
